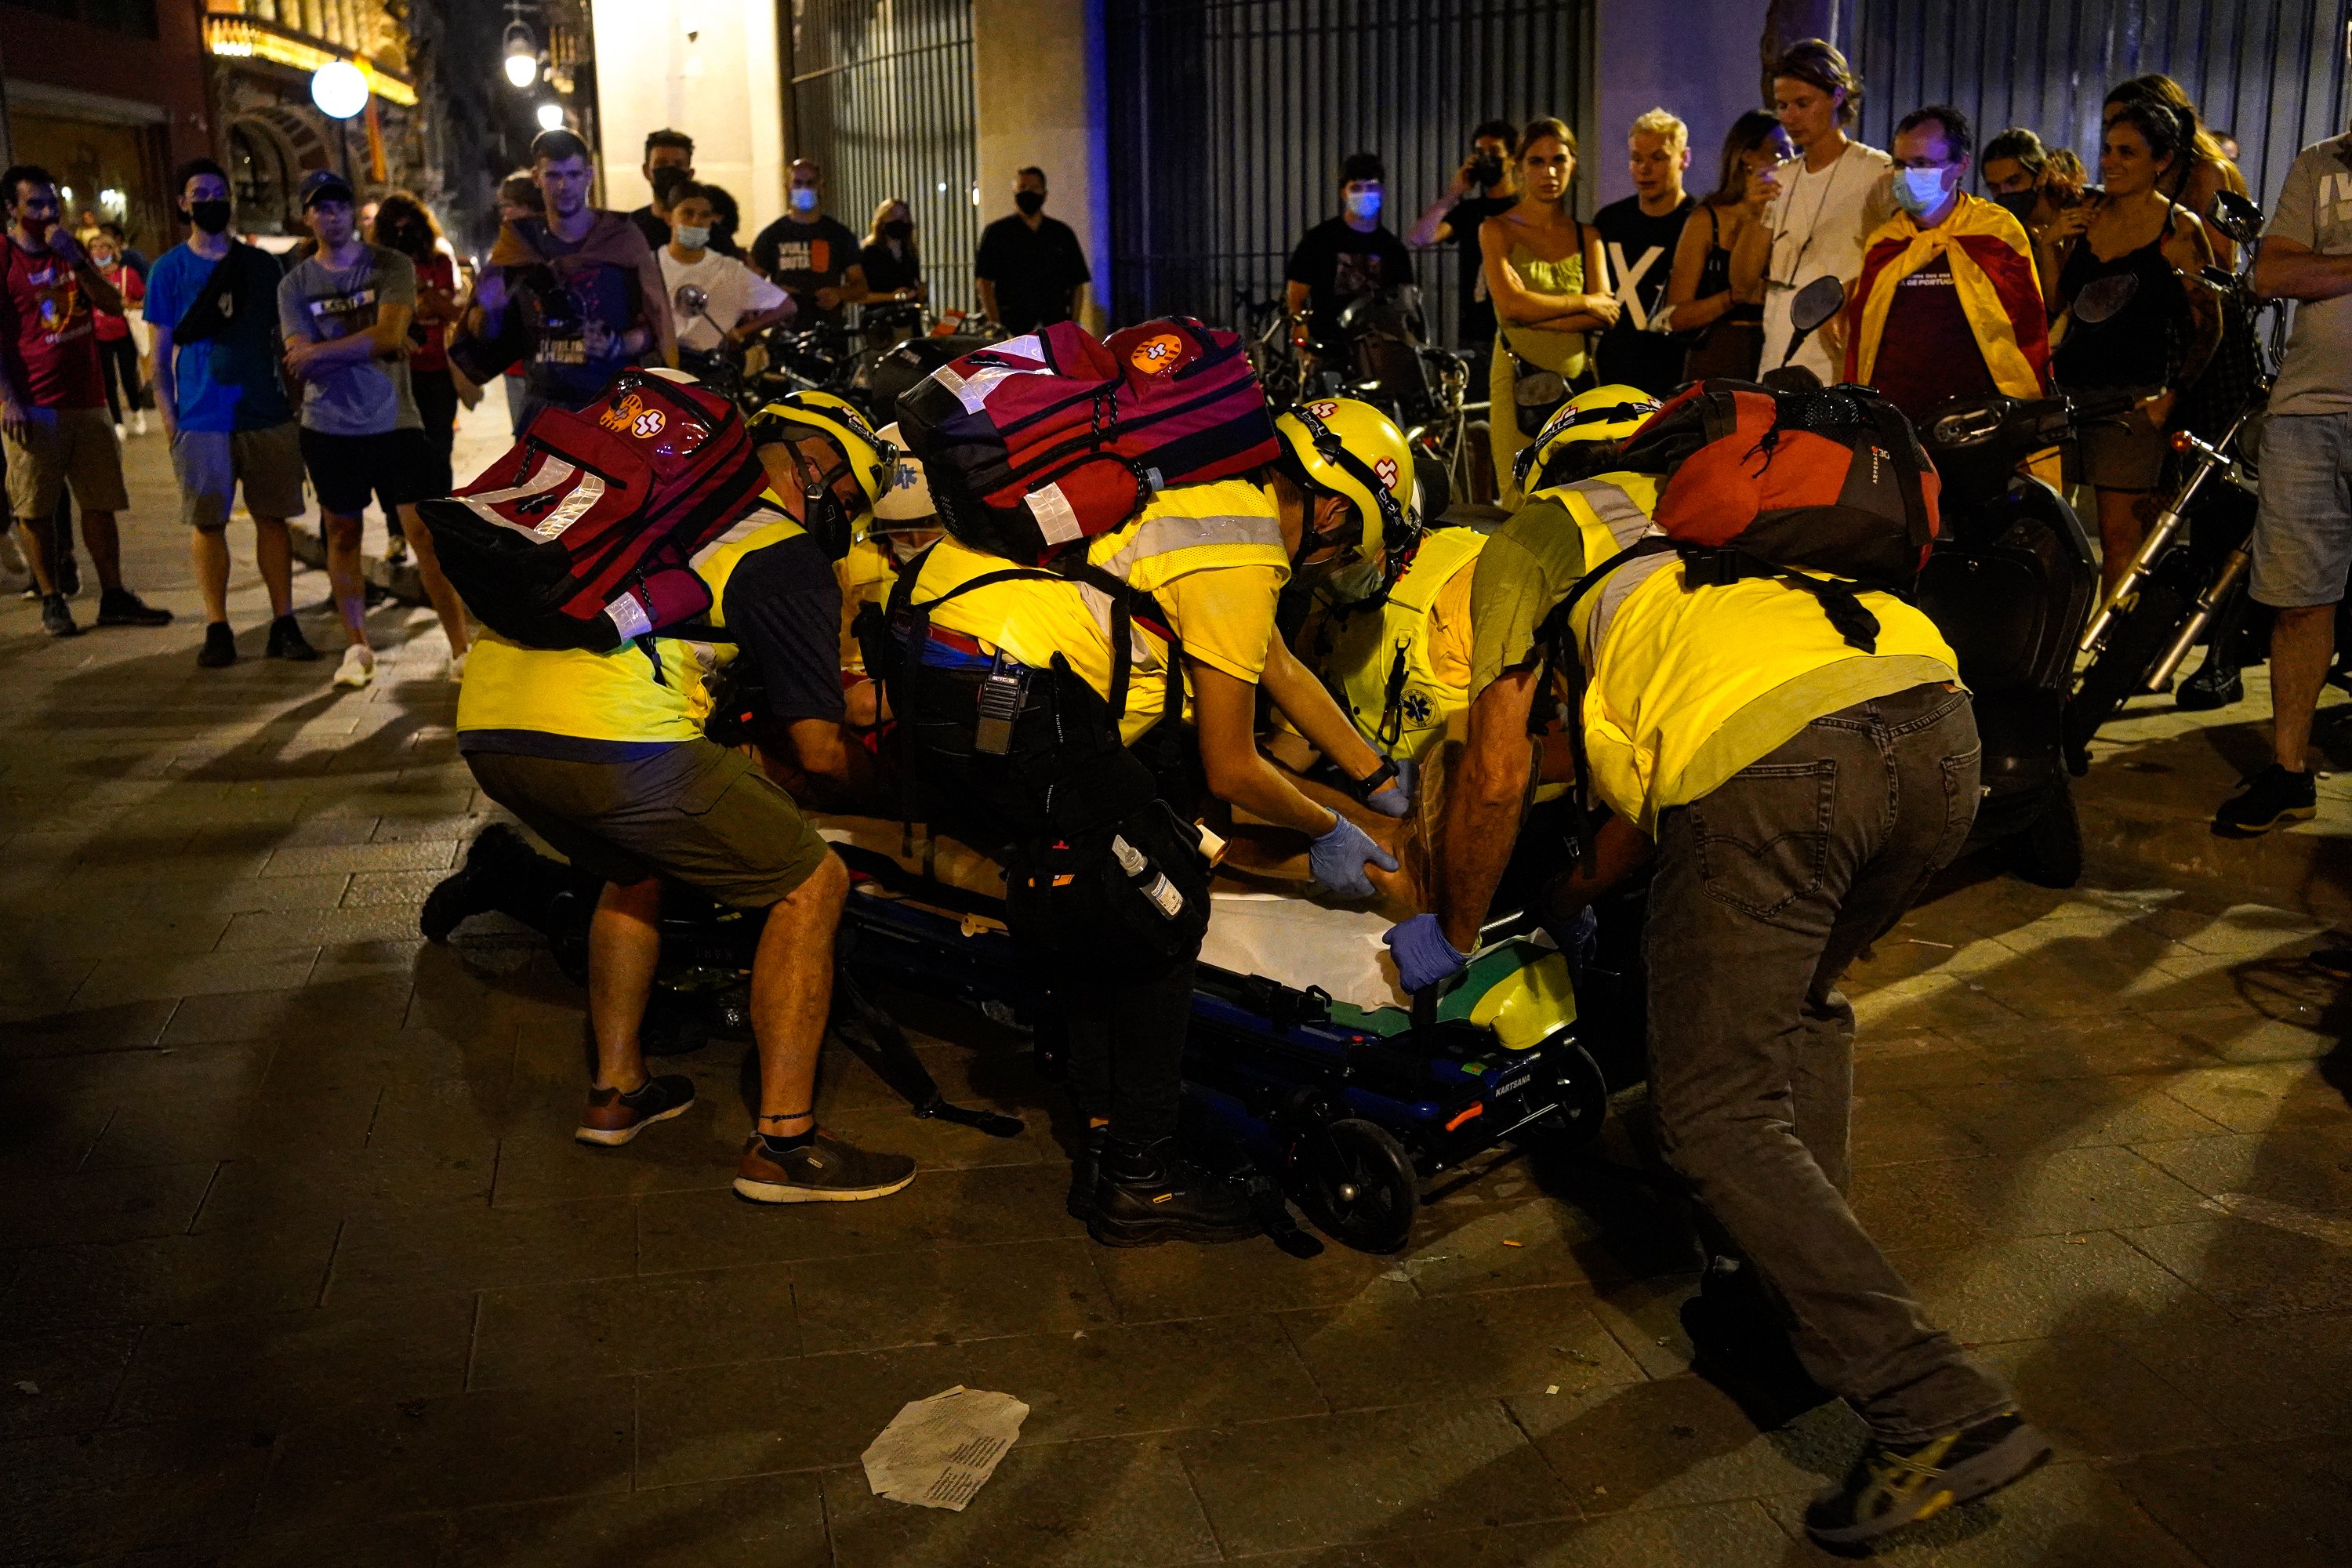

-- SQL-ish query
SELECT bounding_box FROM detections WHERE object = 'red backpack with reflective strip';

[419,370,771,651]
[895,317,1280,564]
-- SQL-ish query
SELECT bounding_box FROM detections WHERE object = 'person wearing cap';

[1384,383,2043,1554]
[885,396,1414,1249]
[450,384,915,1203]
[278,168,468,689]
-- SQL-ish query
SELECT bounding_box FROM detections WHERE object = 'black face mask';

[189,199,231,235]
[1014,190,1044,216]
[880,220,912,241]
[1471,154,1504,188]
[1991,190,2038,224]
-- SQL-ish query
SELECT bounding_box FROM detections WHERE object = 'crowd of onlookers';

[5,53,2350,841]
[0,124,1094,670]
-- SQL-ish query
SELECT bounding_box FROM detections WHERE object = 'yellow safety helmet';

[1272,397,1421,571]
[1514,383,1662,492]
[747,390,896,511]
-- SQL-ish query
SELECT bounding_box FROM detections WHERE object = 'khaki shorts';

[464,739,832,909]
[170,423,308,529]
[4,404,129,518]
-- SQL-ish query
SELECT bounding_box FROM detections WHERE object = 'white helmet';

[871,422,935,524]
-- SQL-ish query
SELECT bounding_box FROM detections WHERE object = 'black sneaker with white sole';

[735,1130,916,1203]
[2213,764,2318,837]
[40,593,78,638]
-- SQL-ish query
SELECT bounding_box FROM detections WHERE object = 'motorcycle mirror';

[2072,273,2138,325]
[1773,276,1846,370]
[2209,189,2265,248]
[1789,275,1846,335]
[672,283,711,315]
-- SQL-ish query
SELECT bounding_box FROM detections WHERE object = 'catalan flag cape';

[1844,193,2049,401]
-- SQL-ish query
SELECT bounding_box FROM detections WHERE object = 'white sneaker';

[447,648,468,684]
[113,422,126,441]
[132,410,147,436]
[333,644,377,689]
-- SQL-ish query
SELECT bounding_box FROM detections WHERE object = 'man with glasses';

[1842,105,2049,426]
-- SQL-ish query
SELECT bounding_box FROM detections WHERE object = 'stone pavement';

[2,407,2349,1566]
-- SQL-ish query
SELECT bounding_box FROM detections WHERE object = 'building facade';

[201,0,422,237]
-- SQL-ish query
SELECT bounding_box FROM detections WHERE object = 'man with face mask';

[147,158,312,667]
[751,158,867,328]
[1841,105,2049,427]
[1286,152,1417,355]
[975,167,1091,334]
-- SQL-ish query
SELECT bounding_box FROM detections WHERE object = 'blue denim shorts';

[2250,411,2352,608]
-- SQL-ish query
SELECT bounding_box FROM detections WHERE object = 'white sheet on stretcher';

[816,817,1408,1012]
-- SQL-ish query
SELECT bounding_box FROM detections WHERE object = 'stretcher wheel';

[1519,1038,1610,1155]
[1298,1118,1419,1254]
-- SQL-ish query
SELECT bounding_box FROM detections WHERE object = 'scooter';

[1766,278,2117,885]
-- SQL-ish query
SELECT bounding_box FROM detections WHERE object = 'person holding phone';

[1734,39,1896,382]
[1408,119,1519,385]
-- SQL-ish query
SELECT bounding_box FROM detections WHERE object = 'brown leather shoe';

[734,1130,916,1203]
[575,1074,695,1146]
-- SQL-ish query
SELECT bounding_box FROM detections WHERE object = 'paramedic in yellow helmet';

[1275,399,1486,805]
[888,394,1411,1249]
[1385,379,2044,1553]
[448,375,915,1207]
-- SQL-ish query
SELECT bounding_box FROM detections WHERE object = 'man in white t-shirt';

[658,183,793,379]
[1739,38,1896,383]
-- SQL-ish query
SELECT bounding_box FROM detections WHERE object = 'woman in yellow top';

[1483,118,1619,506]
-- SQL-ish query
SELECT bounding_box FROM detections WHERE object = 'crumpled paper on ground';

[861,1385,1030,1511]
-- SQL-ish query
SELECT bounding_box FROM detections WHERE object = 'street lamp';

[310,60,369,120]
[535,103,566,132]
[503,9,539,89]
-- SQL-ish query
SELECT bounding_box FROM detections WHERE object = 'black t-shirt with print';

[1592,194,1695,397]
[1285,217,1417,348]
[750,215,862,326]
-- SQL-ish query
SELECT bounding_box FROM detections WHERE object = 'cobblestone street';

[2,408,2350,1567]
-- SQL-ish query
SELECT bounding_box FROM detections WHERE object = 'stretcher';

[811,799,1615,1254]
[426,753,1624,1255]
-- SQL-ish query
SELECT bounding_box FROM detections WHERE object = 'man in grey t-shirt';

[278,169,436,691]
[2215,132,2352,835]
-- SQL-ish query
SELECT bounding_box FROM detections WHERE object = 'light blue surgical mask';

[790,187,818,214]
[674,224,710,250]
[1345,189,1382,221]
[1892,166,1951,218]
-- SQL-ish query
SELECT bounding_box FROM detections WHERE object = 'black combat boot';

[1088,1136,1262,1247]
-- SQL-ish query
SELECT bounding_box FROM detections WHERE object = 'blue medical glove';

[1384,913,1468,993]
[1362,756,1416,818]
[1308,812,1398,899]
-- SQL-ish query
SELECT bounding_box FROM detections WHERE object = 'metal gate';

[785,0,981,317]
[1848,0,2350,212]
[1106,0,1595,345]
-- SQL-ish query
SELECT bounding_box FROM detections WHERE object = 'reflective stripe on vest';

[1529,475,1669,664]
[1316,526,1486,761]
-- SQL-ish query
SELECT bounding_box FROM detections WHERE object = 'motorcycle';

[2064,190,2278,766]
[1770,277,2118,885]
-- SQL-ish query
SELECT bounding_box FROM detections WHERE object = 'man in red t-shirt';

[0,164,170,637]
